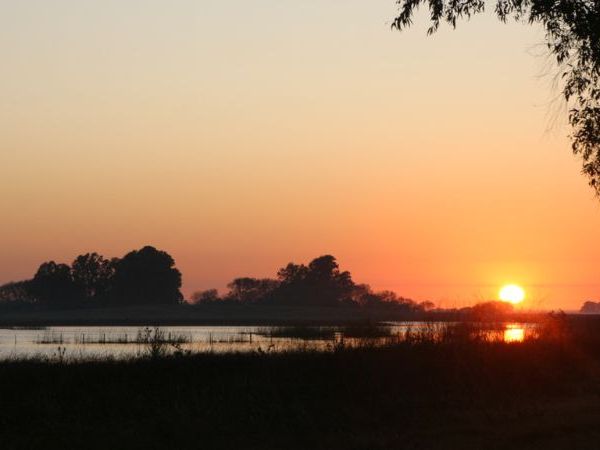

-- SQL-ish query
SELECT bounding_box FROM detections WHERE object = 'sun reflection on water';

[504,325,525,343]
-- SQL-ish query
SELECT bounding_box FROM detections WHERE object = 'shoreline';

[0,303,554,327]
[1,331,598,449]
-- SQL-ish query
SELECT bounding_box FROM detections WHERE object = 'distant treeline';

[0,248,436,312]
[580,301,600,314]
[190,254,434,312]
[0,246,182,308]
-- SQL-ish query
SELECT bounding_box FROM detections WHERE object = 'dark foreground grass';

[2,317,600,450]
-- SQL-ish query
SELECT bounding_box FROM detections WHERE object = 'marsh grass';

[35,327,193,347]
[208,332,254,344]
[2,316,600,449]
[257,326,337,341]
[36,331,65,344]
[256,323,395,341]
[340,323,393,338]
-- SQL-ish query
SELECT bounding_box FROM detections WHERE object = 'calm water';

[0,322,535,360]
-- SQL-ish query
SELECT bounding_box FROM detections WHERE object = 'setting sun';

[499,284,525,304]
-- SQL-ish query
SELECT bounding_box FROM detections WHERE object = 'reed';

[257,326,337,341]
[1,319,599,450]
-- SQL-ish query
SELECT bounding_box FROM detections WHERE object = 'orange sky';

[1,1,600,310]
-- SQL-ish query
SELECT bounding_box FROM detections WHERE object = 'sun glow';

[504,325,525,342]
[499,284,525,304]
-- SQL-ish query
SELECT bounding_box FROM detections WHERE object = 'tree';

[580,300,600,313]
[306,255,355,305]
[111,246,183,305]
[467,300,514,320]
[392,0,600,192]
[71,253,115,303]
[419,300,436,311]
[190,289,220,304]
[276,263,309,285]
[30,261,79,307]
[274,255,356,306]
[0,280,34,304]
[351,284,421,311]
[225,278,279,303]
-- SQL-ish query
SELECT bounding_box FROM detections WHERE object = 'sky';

[1,0,600,310]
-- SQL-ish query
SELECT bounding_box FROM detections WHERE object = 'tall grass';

[257,326,337,341]
[2,316,600,449]
[340,323,393,338]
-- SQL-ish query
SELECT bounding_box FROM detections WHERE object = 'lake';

[0,322,534,360]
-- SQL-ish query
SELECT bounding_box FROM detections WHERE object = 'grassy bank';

[1,316,600,449]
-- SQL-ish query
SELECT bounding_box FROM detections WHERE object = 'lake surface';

[0,322,534,360]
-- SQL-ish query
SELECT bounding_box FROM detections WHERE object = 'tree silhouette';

[306,255,355,305]
[190,289,220,304]
[1,250,431,312]
[275,255,355,306]
[0,280,34,304]
[392,0,600,192]
[226,278,279,303]
[71,253,116,303]
[30,261,79,307]
[351,283,423,311]
[111,246,183,305]
[467,300,514,320]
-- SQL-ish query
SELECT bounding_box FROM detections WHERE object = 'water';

[0,322,534,360]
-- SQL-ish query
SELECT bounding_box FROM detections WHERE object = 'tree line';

[0,249,435,312]
[0,246,182,308]
[191,254,435,312]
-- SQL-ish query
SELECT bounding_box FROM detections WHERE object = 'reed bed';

[1,315,599,450]
[257,326,337,341]
[34,327,192,346]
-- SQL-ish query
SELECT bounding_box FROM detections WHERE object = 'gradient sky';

[2,0,600,309]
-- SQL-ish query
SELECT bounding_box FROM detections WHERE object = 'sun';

[499,284,525,305]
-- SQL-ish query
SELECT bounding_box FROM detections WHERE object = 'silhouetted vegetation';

[393,0,600,193]
[33,327,192,348]
[111,247,183,305]
[30,261,81,307]
[2,315,600,449]
[580,300,600,313]
[460,300,515,320]
[0,252,532,326]
[0,280,34,304]
[191,254,434,313]
[71,253,116,304]
[0,246,183,309]
[340,323,394,338]
[257,326,338,341]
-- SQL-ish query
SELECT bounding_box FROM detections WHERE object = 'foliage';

[464,300,514,320]
[30,261,80,307]
[225,277,280,303]
[190,288,220,304]
[1,318,600,449]
[351,283,424,311]
[392,0,600,192]
[257,326,337,340]
[0,280,35,304]
[135,327,192,358]
[111,246,183,305]
[191,254,429,311]
[71,253,116,303]
[0,246,182,309]
[3,251,429,312]
[580,300,600,313]
[274,255,355,306]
